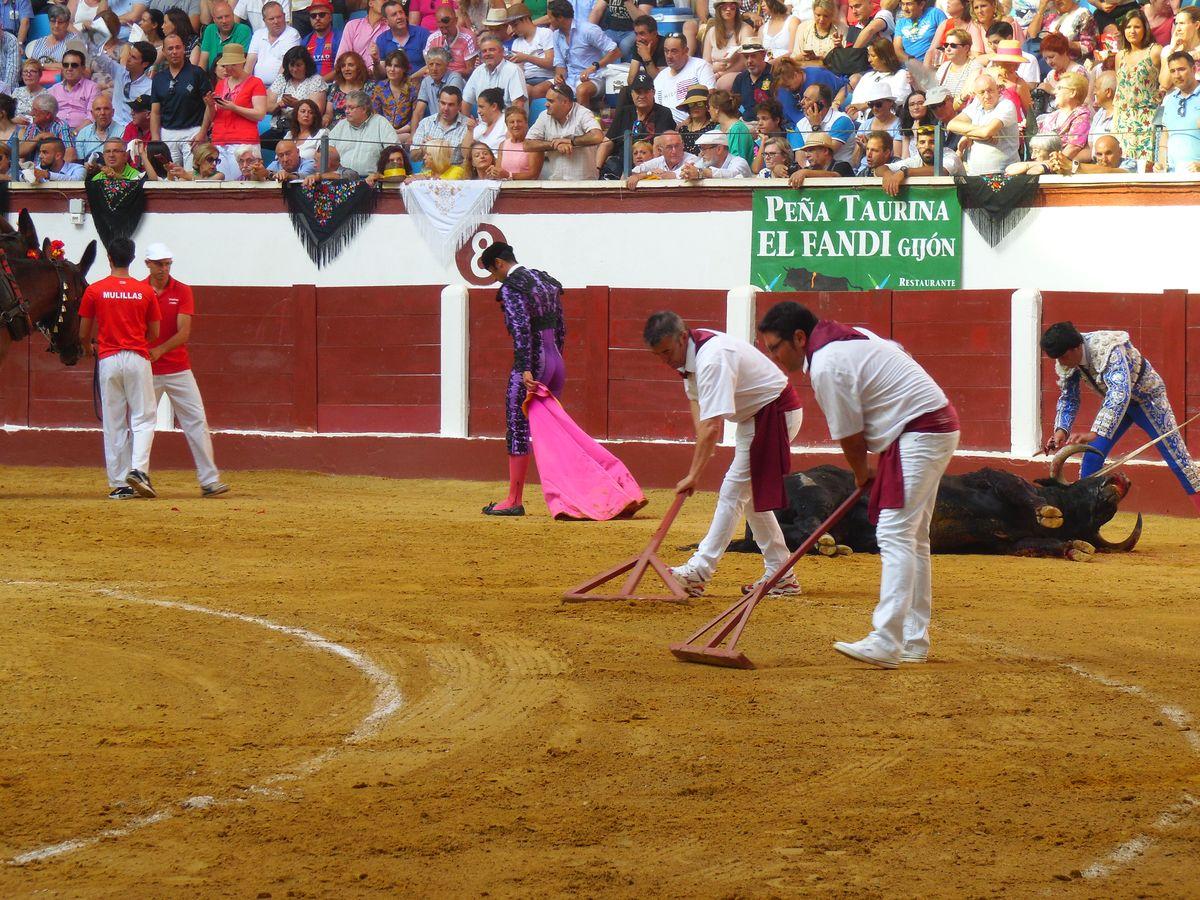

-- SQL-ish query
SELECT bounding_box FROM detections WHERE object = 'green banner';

[750,187,963,292]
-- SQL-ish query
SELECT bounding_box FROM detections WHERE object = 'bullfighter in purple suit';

[480,242,566,517]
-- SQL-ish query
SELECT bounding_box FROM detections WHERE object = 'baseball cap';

[629,71,654,92]
[144,242,174,261]
[308,0,333,10]
[923,86,951,105]
[129,95,151,112]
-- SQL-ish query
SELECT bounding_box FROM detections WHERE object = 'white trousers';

[99,351,157,487]
[160,125,202,170]
[871,430,960,657]
[687,409,802,580]
[154,369,220,486]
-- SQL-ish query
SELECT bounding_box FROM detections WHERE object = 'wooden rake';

[669,485,867,669]
[563,493,690,603]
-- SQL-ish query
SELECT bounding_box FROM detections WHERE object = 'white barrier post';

[723,285,758,445]
[1010,288,1042,458]
[440,284,469,438]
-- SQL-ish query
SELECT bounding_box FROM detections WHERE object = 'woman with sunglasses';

[927,0,971,66]
[676,85,718,154]
[936,27,982,106]
[1112,8,1163,163]
[705,0,754,91]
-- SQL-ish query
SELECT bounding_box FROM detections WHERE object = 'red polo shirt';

[146,276,194,375]
[79,276,160,360]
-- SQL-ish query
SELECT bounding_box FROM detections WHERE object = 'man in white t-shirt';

[654,33,715,124]
[245,1,301,84]
[643,310,804,598]
[757,301,960,670]
[509,3,556,99]
[946,73,1018,175]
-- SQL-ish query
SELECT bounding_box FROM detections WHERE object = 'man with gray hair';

[328,88,396,174]
[642,310,804,598]
[19,92,75,160]
[245,1,301,84]
[462,32,528,110]
[413,45,464,122]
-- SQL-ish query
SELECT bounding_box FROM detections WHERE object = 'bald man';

[946,73,1020,175]
[1051,134,1137,175]
[199,1,253,71]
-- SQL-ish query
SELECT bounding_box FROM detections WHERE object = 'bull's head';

[1037,443,1142,552]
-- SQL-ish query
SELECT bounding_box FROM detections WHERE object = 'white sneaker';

[669,563,708,597]
[900,650,928,664]
[740,571,802,597]
[833,637,899,670]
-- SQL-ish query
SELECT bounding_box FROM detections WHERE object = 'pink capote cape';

[522,382,648,521]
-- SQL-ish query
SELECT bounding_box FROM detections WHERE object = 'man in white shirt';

[625,129,697,187]
[757,301,960,669]
[947,72,1019,175]
[643,311,804,598]
[245,1,300,84]
[879,124,964,195]
[654,33,714,124]
[508,3,556,99]
[679,128,751,179]
[462,32,528,110]
[523,81,602,179]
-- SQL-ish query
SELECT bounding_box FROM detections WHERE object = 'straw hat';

[801,132,836,151]
[676,85,710,111]
[218,42,247,65]
[985,39,1025,65]
[482,5,510,26]
[506,2,532,19]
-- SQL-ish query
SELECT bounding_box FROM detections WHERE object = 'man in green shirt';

[199,0,254,70]
[88,139,144,180]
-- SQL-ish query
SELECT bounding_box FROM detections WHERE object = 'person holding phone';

[201,42,268,179]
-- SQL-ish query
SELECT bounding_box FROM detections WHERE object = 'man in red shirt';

[145,243,229,497]
[78,237,162,499]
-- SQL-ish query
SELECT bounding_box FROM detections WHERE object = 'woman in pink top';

[492,106,544,180]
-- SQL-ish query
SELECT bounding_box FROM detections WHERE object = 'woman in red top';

[204,43,268,180]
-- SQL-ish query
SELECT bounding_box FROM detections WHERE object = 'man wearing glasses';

[1160,50,1200,172]
[302,0,341,81]
[47,49,98,130]
[425,1,477,75]
[150,33,210,168]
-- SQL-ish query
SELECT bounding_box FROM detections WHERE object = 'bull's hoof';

[1066,540,1096,562]
[1037,505,1064,529]
[835,545,854,556]
[817,533,838,557]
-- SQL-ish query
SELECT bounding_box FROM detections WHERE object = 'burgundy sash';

[804,319,868,365]
[867,403,960,525]
[749,383,803,512]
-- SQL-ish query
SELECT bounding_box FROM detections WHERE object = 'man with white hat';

[144,242,229,497]
[789,131,853,186]
[730,40,772,122]
[680,128,751,179]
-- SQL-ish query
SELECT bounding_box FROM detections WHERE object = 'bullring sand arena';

[1,466,1198,897]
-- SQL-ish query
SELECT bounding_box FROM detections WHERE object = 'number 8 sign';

[455,225,508,286]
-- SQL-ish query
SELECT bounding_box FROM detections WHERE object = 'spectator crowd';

[0,0,1197,186]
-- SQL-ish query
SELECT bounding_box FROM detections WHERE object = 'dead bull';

[727,444,1141,562]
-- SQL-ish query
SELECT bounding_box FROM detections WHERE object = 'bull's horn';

[1049,443,1106,484]
[1093,513,1143,553]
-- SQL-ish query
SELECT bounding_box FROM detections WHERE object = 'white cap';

[857,81,895,104]
[696,130,728,147]
[144,242,173,261]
